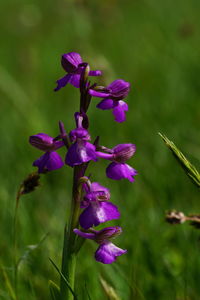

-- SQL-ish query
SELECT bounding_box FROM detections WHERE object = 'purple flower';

[29,133,64,173]
[83,181,110,199]
[54,52,102,91]
[79,201,120,229]
[65,113,97,166]
[106,162,137,182]
[33,151,64,173]
[96,143,137,182]
[89,79,130,122]
[66,140,97,167]
[74,227,127,264]
[79,181,119,229]
[95,242,127,264]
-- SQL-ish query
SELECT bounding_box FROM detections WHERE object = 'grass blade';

[159,133,200,188]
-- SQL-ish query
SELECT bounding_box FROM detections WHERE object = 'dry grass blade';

[99,277,121,300]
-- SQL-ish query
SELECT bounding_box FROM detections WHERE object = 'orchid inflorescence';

[29,52,137,264]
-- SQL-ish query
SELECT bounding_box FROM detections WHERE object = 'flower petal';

[46,152,64,171]
[66,141,97,167]
[95,242,127,264]
[112,101,128,123]
[96,98,114,110]
[68,73,81,88]
[33,151,64,173]
[61,52,82,72]
[73,228,96,240]
[90,182,110,199]
[106,162,137,182]
[108,79,130,99]
[54,74,71,91]
[89,89,110,98]
[89,70,102,76]
[79,201,120,229]
[29,133,54,151]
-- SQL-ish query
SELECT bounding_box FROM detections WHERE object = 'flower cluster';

[29,52,137,264]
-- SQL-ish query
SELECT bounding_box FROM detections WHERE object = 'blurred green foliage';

[0,0,200,299]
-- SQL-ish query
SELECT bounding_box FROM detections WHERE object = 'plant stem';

[60,165,85,299]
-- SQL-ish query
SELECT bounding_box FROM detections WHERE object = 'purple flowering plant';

[29,52,137,299]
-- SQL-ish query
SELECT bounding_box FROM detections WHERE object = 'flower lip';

[95,242,127,264]
[79,202,120,229]
[106,162,138,182]
[33,151,64,173]
[65,140,97,167]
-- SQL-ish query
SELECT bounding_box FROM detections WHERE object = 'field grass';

[0,0,200,299]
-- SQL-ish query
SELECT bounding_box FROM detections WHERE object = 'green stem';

[60,165,85,299]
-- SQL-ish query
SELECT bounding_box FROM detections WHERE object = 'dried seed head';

[189,215,200,229]
[166,210,186,224]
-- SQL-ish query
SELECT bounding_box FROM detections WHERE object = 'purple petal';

[96,98,115,110]
[61,52,82,72]
[96,226,122,241]
[54,74,71,91]
[68,73,81,88]
[89,89,110,98]
[65,141,97,167]
[112,101,128,123]
[95,242,127,264]
[46,151,64,171]
[89,70,102,76]
[79,201,120,229]
[29,133,54,151]
[90,182,110,199]
[113,143,136,162]
[33,151,64,173]
[74,112,89,129]
[108,79,130,99]
[73,228,95,240]
[106,162,137,182]
[69,128,90,142]
[33,152,49,173]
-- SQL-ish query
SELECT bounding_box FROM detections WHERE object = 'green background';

[0,0,200,299]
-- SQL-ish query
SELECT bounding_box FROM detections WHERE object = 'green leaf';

[49,258,78,300]
[49,280,60,300]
